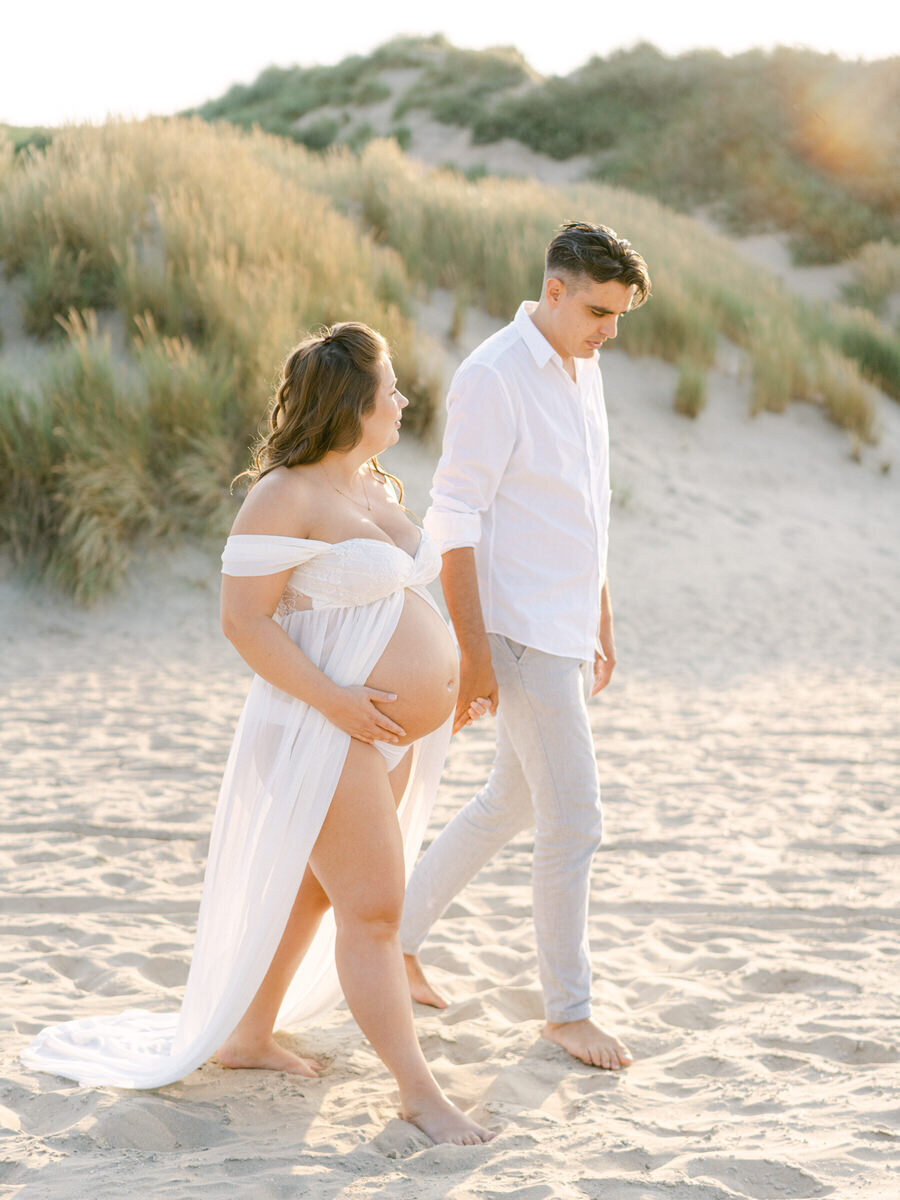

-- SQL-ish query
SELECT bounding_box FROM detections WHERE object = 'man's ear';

[544,275,566,307]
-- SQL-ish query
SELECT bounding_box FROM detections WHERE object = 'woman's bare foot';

[542,1018,633,1070]
[402,1089,496,1145]
[217,1033,322,1077]
[404,954,449,1009]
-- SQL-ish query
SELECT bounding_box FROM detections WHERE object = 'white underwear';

[374,740,412,771]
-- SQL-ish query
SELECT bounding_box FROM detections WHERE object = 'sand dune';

[2,343,899,1198]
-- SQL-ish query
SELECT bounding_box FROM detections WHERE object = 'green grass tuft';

[841,240,900,315]
[674,360,707,418]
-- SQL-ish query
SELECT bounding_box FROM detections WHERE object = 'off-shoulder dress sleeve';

[221,534,330,577]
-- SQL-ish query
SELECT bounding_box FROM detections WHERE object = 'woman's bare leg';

[393,750,451,1006]
[387,746,413,807]
[217,863,332,1075]
[310,740,494,1145]
[217,749,414,1076]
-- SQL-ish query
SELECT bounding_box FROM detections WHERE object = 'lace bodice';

[221,529,441,610]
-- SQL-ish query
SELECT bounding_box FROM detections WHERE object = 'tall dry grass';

[0,122,891,599]
[292,139,888,435]
[0,120,435,599]
[192,38,898,266]
[842,240,900,316]
[0,311,154,600]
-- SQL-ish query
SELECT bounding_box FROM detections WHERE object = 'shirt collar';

[514,301,599,381]
[514,301,557,369]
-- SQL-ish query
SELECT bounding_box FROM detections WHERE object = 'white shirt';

[424,301,611,661]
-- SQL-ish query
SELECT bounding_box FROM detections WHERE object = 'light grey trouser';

[399,633,603,1023]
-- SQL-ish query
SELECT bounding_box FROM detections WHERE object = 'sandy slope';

[2,319,899,1198]
[292,65,592,185]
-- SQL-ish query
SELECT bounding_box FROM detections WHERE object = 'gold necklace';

[321,464,371,511]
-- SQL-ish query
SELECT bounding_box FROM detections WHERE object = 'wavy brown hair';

[237,321,403,500]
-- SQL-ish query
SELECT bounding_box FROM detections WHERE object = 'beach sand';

[2,343,899,1198]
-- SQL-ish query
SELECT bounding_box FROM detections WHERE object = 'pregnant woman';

[23,322,494,1146]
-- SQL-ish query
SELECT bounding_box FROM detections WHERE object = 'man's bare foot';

[542,1018,633,1070]
[402,1089,496,1145]
[217,1033,322,1077]
[404,953,449,1009]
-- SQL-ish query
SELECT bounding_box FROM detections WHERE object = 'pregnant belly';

[365,589,458,743]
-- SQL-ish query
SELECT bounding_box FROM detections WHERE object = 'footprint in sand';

[665,1054,742,1080]
[137,954,189,988]
[18,1088,100,1138]
[89,1096,231,1152]
[755,1033,899,1065]
[658,1001,723,1031]
[685,1155,831,1199]
[577,1178,734,1200]
[739,968,860,996]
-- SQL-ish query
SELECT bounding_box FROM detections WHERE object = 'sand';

[2,305,899,1199]
[689,216,855,308]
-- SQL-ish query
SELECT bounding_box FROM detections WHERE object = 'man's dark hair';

[545,221,651,307]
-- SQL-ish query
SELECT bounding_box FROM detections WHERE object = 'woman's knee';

[334,889,405,939]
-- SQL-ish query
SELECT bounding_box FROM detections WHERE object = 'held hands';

[453,647,499,734]
[464,695,492,725]
[323,685,406,745]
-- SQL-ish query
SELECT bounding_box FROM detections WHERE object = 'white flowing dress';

[22,531,452,1088]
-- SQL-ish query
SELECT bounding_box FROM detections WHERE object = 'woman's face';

[360,355,409,453]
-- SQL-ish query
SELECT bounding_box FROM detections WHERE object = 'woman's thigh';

[308,739,405,925]
[387,746,413,808]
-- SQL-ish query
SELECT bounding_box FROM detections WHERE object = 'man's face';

[546,275,637,360]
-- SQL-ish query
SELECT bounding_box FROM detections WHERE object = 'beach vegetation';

[841,240,900,317]
[674,360,707,418]
[298,138,883,438]
[0,119,888,599]
[192,37,899,266]
[0,120,436,599]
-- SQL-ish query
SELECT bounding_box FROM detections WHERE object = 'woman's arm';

[222,471,405,744]
[221,573,405,744]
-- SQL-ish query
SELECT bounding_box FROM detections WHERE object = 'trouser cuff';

[544,1000,593,1024]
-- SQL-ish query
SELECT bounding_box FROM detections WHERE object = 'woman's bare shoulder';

[229,465,327,538]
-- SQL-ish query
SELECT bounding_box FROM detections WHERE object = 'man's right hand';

[454,646,499,734]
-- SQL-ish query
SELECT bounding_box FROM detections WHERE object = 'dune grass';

[294,138,890,440]
[0,312,151,600]
[675,360,707,419]
[0,119,436,599]
[193,37,898,266]
[842,240,900,318]
[0,120,891,600]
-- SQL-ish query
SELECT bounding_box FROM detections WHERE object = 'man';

[400,221,651,1070]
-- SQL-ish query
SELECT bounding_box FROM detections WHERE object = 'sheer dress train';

[22,531,451,1088]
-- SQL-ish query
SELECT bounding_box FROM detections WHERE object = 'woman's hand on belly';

[362,589,460,743]
[320,685,407,745]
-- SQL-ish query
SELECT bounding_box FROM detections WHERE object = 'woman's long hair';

[236,321,403,500]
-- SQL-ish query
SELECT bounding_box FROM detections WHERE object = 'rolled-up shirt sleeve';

[424,363,517,553]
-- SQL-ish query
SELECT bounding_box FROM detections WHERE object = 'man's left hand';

[592,644,616,696]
